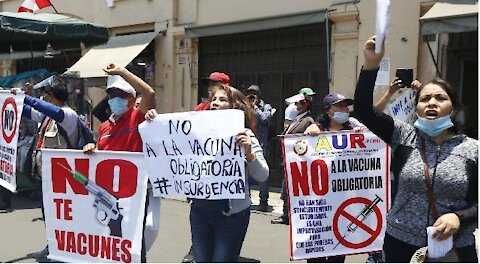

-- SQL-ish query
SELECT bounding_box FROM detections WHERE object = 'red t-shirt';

[97,108,145,152]
[194,101,210,111]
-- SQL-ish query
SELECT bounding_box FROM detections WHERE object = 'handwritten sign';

[139,109,246,199]
[388,89,417,124]
[283,131,390,260]
[42,149,148,263]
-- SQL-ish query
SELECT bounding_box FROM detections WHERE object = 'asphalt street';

[0,191,367,263]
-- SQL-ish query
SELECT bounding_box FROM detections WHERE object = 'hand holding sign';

[236,130,254,161]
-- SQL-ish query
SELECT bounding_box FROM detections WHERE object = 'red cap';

[201,72,230,85]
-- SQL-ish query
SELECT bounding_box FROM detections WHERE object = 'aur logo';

[293,140,308,156]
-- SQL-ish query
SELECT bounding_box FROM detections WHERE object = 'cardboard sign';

[388,89,417,124]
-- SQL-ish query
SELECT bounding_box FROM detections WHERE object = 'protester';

[12,78,79,260]
[83,63,155,262]
[271,87,315,225]
[146,84,269,262]
[374,77,422,112]
[354,36,478,263]
[246,84,275,212]
[92,94,142,123]
[284,103,298,130]
[302,93,364,262]
[304,93,364,136]
[195,72,230,111]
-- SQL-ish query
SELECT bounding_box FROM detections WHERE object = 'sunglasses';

[107,90,131,99]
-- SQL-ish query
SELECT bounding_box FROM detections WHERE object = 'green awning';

[0,12,109,53]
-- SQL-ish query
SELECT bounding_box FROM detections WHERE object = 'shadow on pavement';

[0,192,42,214]
[238,256,261,262]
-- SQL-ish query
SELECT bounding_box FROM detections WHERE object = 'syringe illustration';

[333,195,383,250]
[57,163,123,237]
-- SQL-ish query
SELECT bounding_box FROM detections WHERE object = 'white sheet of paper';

[427,226,454,258]
[375,0,391,54]
[375,57,390,86]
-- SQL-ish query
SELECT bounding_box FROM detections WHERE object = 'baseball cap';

[285,93,306,104]
[247,85,261,94]
[299,87,316,96]
[323,93,354,109]
[106,75,136,97]
[200,72,230,85]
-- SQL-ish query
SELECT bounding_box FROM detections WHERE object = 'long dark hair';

[211,84,258,136]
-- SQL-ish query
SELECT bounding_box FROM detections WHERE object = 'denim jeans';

[190,204,251,262]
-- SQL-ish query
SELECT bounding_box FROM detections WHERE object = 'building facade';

[0,0,477,186]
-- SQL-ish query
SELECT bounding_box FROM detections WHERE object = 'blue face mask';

[413,114,454,137]
[331,112,349,124]
[108,97,129,116]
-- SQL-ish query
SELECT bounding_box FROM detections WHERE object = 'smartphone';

[395,68,413,88]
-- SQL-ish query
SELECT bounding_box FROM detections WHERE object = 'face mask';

[108,97,129,116]
[331,112,349,124]
[413,114,454,137]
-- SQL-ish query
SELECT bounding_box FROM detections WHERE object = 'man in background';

[195,72,230,111]
[245,84,275,212]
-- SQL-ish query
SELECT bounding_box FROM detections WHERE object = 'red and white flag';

[18,0,52,12]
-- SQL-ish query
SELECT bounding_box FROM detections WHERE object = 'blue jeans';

[190,204,250,262]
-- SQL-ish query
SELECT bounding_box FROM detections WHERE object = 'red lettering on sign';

[51,158,138,199]
[290,160,330,196]
[96,159,138,199]
[112,238,121,261]
[52,158,89,195]
[290,161,310,196]
[55,230,66,251]
[101,237,111,259]
[311,159,328,195]
[121,240,132,263]
[350,134,366,148]
[77,233,87,255]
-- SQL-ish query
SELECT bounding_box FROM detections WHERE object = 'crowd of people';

[0,35,477,263]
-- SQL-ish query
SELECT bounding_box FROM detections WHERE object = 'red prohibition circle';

[2,97,17,144]
[333,197,383,249]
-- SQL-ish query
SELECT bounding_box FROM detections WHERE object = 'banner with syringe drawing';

[281,131,390,260]
[41,149,148,263]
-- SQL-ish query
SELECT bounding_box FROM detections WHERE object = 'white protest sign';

[0,91,24,192]
[388,89,417,124]
[42,149,148,263]
[375,0,391,54]
[283,131,390,260]
[139,109,246,199]
[375,57,390,86]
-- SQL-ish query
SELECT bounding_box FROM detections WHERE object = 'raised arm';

[354,36,395,144]
[24,96,65,123]
[104,64,155,114]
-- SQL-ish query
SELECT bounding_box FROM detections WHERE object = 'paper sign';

[139,109,246,200]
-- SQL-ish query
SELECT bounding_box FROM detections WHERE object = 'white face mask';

[413,113,454,137]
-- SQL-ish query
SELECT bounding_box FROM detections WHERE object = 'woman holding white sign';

[354,36,478,263]
[145,84,269,262]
